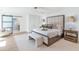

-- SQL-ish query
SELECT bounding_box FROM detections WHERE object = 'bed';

[32,28,63,46]
[32,28,62,38]
[30,15,65,46]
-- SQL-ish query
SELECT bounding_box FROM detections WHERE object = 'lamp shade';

[68,16,76,22]
[65,22,77,30]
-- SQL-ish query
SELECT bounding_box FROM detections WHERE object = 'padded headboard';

[47,15,64,29]
[46,15,65,37]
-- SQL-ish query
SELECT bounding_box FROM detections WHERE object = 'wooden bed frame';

[32,30,62,46]
[45,15,65,46]
[30,15,65,46]
[43,35,62,46]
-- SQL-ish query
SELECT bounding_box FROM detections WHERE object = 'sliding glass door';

[2,15,13,33]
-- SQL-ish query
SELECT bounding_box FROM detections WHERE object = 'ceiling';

[28,7,65,14]
[0,7,65,15]
[0,7,78,16]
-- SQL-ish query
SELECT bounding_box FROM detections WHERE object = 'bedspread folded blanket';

[32,28,62,38]
[29,32,43,40]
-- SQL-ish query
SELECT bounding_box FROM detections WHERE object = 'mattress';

[32,28,62,38]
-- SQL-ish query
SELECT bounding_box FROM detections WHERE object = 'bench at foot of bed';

[29,32,43,47]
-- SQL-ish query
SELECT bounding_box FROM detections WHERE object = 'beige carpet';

[0,36,18,51]
[0,33,79,51]
[14,33,79,51]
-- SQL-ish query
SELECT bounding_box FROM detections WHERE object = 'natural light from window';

[0,38,6,47]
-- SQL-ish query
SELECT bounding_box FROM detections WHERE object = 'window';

[2,15,13,33]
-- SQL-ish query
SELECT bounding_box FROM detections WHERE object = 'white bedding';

[32,28,62,38]
[31,28,63,44]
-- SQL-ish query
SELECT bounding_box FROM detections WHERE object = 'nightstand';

[64,30,78,43]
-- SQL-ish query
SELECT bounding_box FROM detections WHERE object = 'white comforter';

[32,28,62,38]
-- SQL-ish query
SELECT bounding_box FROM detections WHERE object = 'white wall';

[16,16,28,32]
[0,8,28,32]
[0,7,44,32]
[3,7,79,32]
[14,7,79,32]
[0,14,2,30]
[28,15,42,32]
[42,7,79,30]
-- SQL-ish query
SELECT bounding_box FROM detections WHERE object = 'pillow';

[41,24,53,29]
[52,24,57,29]
[46,24,53,29]
[57,25,63,29]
